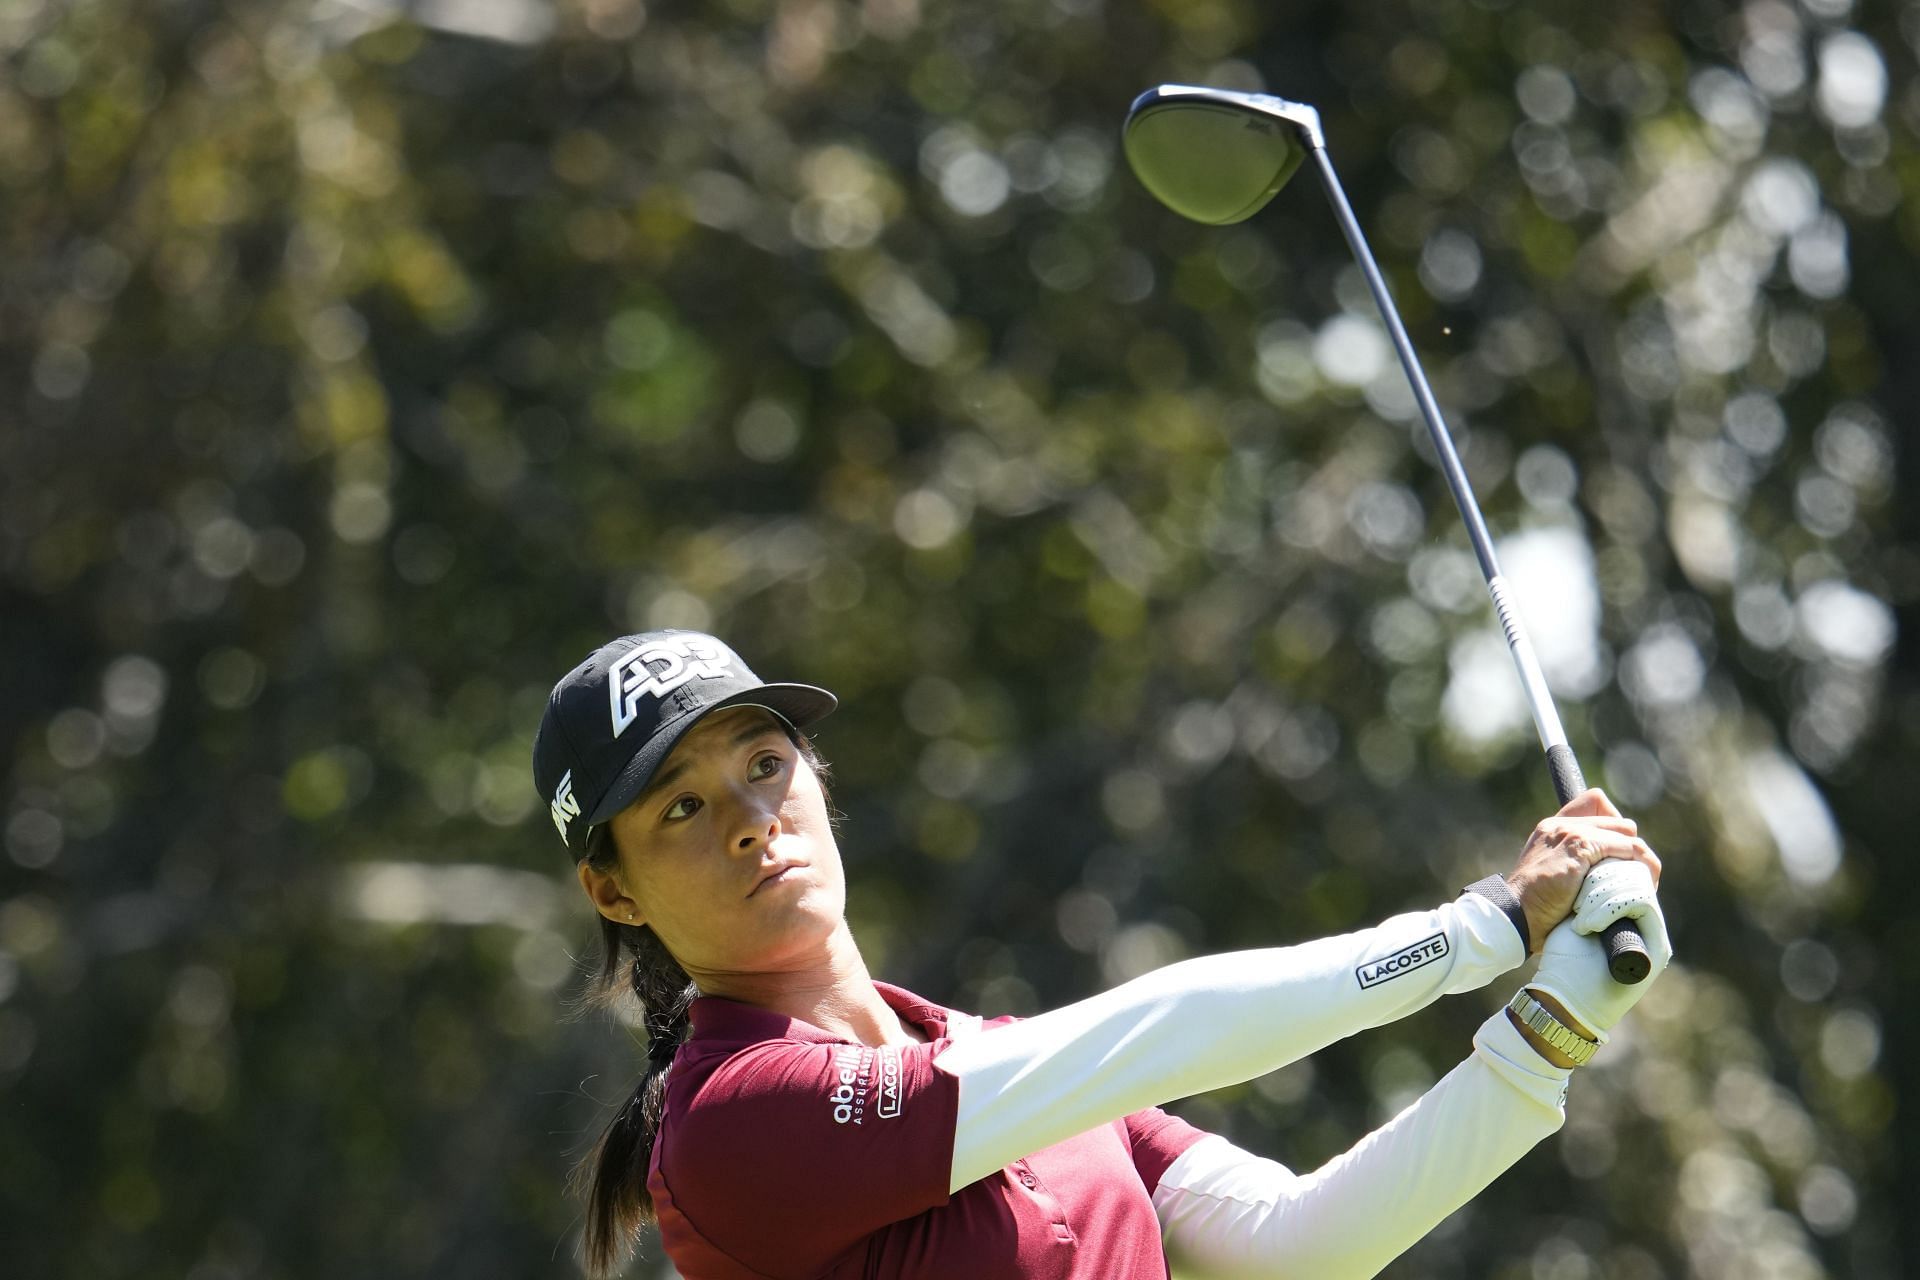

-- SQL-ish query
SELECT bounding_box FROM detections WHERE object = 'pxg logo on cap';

[549,770,582,840]
[532,630,837,856]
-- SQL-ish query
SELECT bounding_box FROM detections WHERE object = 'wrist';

[1465,875,1532,955]
[1504,875,1556,957]
[1507,988,1598,1068]
[1525,986,1596,1040]
[1506,1008,1581,1069]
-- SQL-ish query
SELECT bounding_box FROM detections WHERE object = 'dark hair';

[570,726,834,1277]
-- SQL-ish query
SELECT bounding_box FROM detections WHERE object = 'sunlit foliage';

[1,0,1912,1275]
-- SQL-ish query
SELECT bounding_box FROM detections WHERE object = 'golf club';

[1123,84,1650,984]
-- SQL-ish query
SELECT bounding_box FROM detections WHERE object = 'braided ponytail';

[570,729,833,1276]
[572,909,694,1277]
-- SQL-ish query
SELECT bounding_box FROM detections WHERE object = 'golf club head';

[1122,85,1324,225]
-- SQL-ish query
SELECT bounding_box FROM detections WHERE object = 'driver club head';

[1121,84,1325,225]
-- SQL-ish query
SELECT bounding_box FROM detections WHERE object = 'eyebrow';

[638,719,787,808]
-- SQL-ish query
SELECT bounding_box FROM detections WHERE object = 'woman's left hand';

[1527,858,1674,1050]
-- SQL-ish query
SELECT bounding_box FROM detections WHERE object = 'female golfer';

[533,629,1671,1279]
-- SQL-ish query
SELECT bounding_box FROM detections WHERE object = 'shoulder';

[652,1030,965,1273]
[660,1030,956,1155]
[665,1035,836,1129]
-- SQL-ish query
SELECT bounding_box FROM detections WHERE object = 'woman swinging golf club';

[534,629,1671,1279]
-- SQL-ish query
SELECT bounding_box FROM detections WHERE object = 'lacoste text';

[1356,933,1450,989]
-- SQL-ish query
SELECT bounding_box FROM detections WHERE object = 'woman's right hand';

[1505,788,1661,955]
[1526,859,1674,1052]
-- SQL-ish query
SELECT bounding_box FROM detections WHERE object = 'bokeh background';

[2,0,1913,1275]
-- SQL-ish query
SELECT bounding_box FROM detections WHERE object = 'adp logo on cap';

[609,635,735,737]
[532,629,838,856]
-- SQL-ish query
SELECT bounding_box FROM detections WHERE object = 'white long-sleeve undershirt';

[934,891,1537,1193]
[1152,1009,1569,1279]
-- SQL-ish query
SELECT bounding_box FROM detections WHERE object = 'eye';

[661,751,785,823]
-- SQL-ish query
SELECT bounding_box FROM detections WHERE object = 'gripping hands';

[1528,860,1674,1045]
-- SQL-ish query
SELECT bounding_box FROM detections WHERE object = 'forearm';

[937,892,1525,1192]
[1155,1009,1569,1280]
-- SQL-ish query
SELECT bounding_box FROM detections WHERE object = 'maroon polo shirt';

[648,981,1207,1279]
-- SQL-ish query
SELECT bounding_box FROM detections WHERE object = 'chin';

[787,892,844,937]
[740,905,842,972]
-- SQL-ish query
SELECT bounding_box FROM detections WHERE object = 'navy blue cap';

[532,630,837,856]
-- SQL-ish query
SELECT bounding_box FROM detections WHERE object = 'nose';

[734,813,779,854]
[723,786,782,855]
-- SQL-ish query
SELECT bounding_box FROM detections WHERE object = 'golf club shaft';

[1303,146,1649,984]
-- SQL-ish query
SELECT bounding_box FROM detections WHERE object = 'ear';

[577,860,644,928]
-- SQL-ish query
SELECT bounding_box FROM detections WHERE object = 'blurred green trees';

[1,0,1912,1275]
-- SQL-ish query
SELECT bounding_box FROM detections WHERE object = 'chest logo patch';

[875,1044,903,1119]
[1356,932,1449,989]
[827,1043,906,1125]
[828,1045,873,1125]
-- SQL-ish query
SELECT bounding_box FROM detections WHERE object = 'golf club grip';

[1545,744,1650,985]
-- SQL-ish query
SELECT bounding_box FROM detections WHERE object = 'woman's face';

[590,705,845,978]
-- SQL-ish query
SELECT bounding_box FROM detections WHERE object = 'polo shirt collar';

[685,980,952,1046]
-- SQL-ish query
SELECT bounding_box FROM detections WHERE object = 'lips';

[749,862,807,897]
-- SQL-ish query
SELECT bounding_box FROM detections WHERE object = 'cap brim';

[582,683,837,829]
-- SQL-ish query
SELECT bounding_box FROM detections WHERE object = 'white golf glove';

[1527,859,1673,1044]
